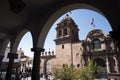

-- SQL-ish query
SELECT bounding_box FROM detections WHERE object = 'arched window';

[58,30,62,37]
[92,39,101,51]
[64,28,67,35]
[62,44,64,49]
[77,64,80,68]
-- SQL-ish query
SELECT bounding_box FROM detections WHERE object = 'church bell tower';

[54,14,79,44]
[54,14,80,67]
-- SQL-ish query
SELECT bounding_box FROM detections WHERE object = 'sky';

[18,9,112,57]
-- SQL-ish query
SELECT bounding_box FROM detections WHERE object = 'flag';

[91,18,94,25]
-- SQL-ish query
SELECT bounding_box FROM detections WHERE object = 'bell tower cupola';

[54,14,79,45]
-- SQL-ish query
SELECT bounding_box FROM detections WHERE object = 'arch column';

[5,53,18,80]
[0,56,4,70]
[42,59,47,74]
[31,47,44,80]
[81,54,85,67]
[114,55,120,73]
[106,55,110,73]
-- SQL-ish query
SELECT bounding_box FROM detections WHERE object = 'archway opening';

[18,31,33,74]
[93,58,107,78]
[44,9,112,50]
[94,58,105,68]
[18,32,33,57]
[44,9,112,51]
[41,9,112,75]
[38,3,114,79]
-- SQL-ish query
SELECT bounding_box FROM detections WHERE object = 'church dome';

[86,29,106,41]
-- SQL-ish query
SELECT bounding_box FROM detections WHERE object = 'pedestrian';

[11,74,15,80]
[40,73,43,78]
[45,73,48,80]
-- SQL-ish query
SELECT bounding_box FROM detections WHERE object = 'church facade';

[42,14,120,79]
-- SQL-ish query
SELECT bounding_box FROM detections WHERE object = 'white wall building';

[1,47,24,71]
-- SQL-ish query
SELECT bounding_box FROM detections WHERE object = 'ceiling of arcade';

[0,0,120,42]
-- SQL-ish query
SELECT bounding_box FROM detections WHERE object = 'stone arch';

[58,29,62,37]
[11,29,32,53]
[46,60,52,73]
[37,3,110,48]
[86,29,106,42]
[0,39,9,56]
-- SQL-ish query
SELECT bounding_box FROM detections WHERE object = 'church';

[41,14,120,79]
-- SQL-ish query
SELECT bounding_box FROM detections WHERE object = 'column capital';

[31,47,45,52]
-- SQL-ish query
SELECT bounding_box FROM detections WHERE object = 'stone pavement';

[21,76,54,80]
[21,77,46,80]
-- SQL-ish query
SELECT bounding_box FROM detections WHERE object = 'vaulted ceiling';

[0,0,120,41]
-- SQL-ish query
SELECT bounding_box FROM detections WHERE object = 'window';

[64,28,67,35]
[93,39,101,51]
[77,64,80,68]
[58,30,62,37]
[63,64,65,67]
[62,45,64,49]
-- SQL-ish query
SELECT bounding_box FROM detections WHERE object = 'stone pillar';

[5,53,18,80]
[106,55,110,73]
[31,48,44,80]
[0,56,4,70]
[42,59,47,74]
[80,54,85,67]
[114,55,120,73]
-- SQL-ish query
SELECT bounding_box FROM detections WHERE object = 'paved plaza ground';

[21,77,112,80]
[21,77,46,80]
[21,76,54,80]
[21,77,110,80]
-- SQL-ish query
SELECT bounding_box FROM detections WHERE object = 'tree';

[76,67,89,80]
[53,64,77,80]
[53,60,103,80]
[53,68,62,80]
[78,60,98,80]
[87,60,97,79]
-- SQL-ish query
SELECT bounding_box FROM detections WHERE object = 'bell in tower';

[54,14,79,45]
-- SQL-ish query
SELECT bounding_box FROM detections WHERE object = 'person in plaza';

[45,73,48,80]
[11,74,15,80]
[40,73,43,78]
